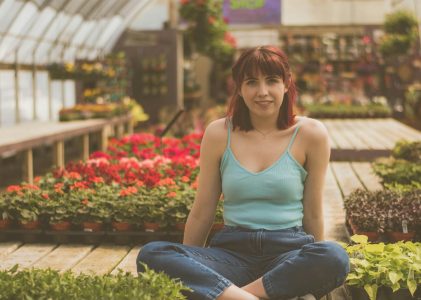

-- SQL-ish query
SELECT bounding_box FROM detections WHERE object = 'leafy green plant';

[372,157,421,187]
[380,10,418,57]
[0,193,11,220]
[343,235,420,300]
[304,103,391,118]
[5,184,47,223]
[0,265,189,299]
[392,140,421,163]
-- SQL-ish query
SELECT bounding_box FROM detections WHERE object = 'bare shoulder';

[297,116,329,143]
[201,118,228,156]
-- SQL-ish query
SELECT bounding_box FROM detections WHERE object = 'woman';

[137,45,350,300]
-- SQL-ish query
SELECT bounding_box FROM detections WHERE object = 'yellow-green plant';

[342,235,420,300]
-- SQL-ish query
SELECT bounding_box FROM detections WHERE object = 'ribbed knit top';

[220,120,308,230]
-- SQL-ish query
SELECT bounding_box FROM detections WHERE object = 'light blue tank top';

[220,121,308,230]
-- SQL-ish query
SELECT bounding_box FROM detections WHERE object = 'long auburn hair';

[226,45,297,131]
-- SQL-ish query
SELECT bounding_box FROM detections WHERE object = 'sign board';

[223,0,281,25]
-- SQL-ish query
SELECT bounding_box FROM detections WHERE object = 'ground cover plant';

[0,265,189,300]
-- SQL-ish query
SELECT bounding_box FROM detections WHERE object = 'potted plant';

[384,190,420,242]
[343,235,420,300]
[164,188,195,231]
[109,190,140,231]
[44,193,80,231]
[212,199,224,232]
[74,188,110,232]
[344,189,386,241]
[6,184,46,230]
[0,193,11,230]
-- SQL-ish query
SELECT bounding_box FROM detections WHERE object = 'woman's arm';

[302,119,331,241]
[183,120,226,247]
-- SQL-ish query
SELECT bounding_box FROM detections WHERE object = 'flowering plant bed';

[0,131,219,243]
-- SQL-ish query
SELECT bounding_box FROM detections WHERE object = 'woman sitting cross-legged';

[137,45,350,300]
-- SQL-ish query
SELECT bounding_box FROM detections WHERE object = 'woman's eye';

[267,78,280,84]
[245,80,257,85]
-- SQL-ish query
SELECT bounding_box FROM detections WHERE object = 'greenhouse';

[0,1,420,299]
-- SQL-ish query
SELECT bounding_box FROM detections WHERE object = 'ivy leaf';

[407,279,416,296]
[364,284,378,300]
[351,235,368,244]
[388,271,401,284]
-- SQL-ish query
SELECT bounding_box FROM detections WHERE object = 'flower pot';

[355,231,380,242]
[143,222,160,232]
[19,220,41,230]
[111,222,133,232]
[212,223,224,232]
[175,222,186,231]
[49,221,72,231]
[386,288,414,300]
[82,222,103,232]
[0,219,11,230]
[386,231,415,242]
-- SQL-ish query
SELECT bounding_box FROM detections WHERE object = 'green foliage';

[405,84,421,123]
[392,140,421,163]
[343,235,421,299]
[304,103,391,118]
[384,10,418,35]
[179,0,235,65]
[0,266,189,300]
[373,141,421,190]
[380,10,418,57]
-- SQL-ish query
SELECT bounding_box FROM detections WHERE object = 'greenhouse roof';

[0,0,156,65]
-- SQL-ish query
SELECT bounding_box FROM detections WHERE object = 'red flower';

[157,178,176,186]
[22,184,40,191]
[91,176,104,184]
[67,172,82,180]
[81,199,89,205]
[181,176,190,183]
[6,185,21,193]
[120,186,138,197]
[70,181,89,190]
[42,193,49,200]
[180,0,189,4]
[167,191,177,198]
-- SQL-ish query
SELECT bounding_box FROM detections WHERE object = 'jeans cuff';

[262,274,276,299]
[206,278,232,300]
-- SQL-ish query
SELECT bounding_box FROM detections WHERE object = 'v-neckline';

[228,147,290,175]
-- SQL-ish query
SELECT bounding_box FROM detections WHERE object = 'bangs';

[239,50,287,82]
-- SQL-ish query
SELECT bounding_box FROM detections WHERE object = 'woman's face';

[239,72,288,119]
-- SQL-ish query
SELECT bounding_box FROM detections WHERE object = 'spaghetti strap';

[226,118,232,148]
[286,125,301,151]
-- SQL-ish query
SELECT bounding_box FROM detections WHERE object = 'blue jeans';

[137,226,350,300]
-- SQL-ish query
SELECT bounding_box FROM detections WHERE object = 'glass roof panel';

[0,0,24,33]
[97,17,122,48]
[9,2,37,35]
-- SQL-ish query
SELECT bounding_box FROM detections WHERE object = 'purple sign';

[223,0,281,25]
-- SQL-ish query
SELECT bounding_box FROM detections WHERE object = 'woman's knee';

[311,241,350,277]
[136,241,175,272]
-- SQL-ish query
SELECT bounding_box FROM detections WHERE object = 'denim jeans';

[137,225,350,300]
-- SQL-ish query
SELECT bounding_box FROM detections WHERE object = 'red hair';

[226,45,296,131]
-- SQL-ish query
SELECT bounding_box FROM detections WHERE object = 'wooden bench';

[0,115,133,184]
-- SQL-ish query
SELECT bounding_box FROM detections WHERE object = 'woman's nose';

[258,82,268,96]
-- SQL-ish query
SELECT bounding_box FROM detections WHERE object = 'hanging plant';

[380,10,418,58]
[180,0,236,65]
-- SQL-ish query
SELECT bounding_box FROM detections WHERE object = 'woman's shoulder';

[202,118,229,150]
[296,116,329,142]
